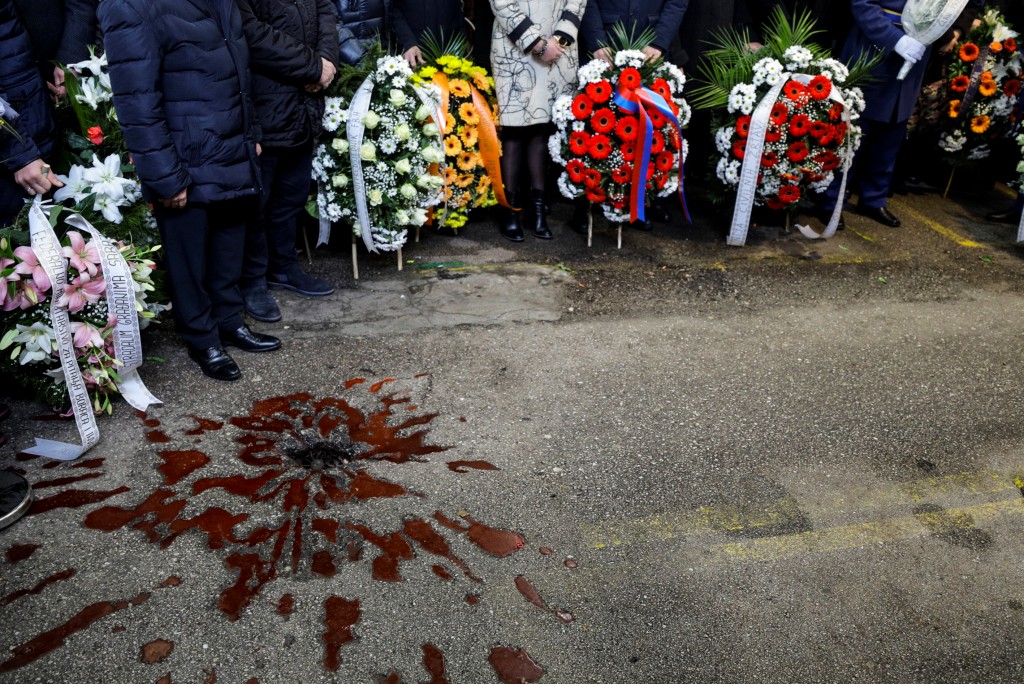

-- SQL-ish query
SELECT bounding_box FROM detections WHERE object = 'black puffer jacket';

[236,0,340,148]
[335,0,387,65]
[0,1,55,172]
[98,0,261,203]
[390,0,464,52]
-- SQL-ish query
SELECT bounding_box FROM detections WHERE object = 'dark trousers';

[0,176,27,227]
[242,142,314,286]
[823,118,909,212]
[152,197,254,349]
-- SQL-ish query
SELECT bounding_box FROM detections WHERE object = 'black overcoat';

[390,0,464,52]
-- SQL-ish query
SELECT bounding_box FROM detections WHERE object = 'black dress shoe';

[241,283,282,323]
[221,325,281,353]
[187,346,241,381]
[985,206,1023,224]
[858,205,901,227]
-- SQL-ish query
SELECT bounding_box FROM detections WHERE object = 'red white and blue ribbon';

[613,84,691,224]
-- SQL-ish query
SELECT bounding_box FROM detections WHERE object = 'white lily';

[94,193,124,223]
[76,78,105,109]
[13,322,55,365]
[54,164,91,204]
[83,154,134,204]
[67,48,108,78]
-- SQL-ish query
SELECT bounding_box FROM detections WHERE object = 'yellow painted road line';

[894,202,983,248]
[845,226,875,243]
[716,499,1022,564]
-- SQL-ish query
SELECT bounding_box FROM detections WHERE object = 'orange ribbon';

[471,86,510,208]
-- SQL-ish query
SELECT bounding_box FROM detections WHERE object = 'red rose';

[589,134,613,159]
[585,80,612,103]
[778,185,801,204]
[620,67,642,90]
[87,126,104,145]
[569,131,592,156]
[1005,38,1018,52]
[572,94,595,120]
[591,108,617,133]
[615,116,639,142]
[736,115,752,138]
[566,159,586,183]
[786,141,809,163]
[770,102,789,125]
[788,113,811,137]
[808,75,832,101]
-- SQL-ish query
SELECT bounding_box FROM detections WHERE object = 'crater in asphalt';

[281,430,358,470]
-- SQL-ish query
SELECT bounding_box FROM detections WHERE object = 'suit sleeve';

[315,0,340,64]
[489,0,544,54]
[850,0,906,56]
[390,0,419,51]
[234,0,322,84]
[0,93,43,172]
[651,0,688,52]
[580,0,604,51]
[56,0,98,64]
[98,0,190,199]
[552,0,585,45]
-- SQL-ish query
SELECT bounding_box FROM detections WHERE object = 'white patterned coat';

[489,0,586,127]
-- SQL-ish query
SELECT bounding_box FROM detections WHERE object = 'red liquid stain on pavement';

[432,564,453,580]
[312,551,337,578]
[539,547,553,555]
[346,523,414,582]
[135,410,161,428]
[347,540,362,561]
[434,512,525,557]
[488,647,545,684]
[323,596,360,672]
[32,473,102,490]
[563,559,578,569]
[204,670,217,683]
[28,486,129,516]
[15,453,36,462]
[112,625,126,633]
[140,639,174,664]
[514,576,547,610]
[160,577,182,588]
[346,469,408,500]
[6,543,40,564]
[458,417,467,422]
[344,378,366,389]
[0,590,151,672]
[466,594,480,604]
[277,594,294,617]
[378,675,401,684]
[421,643,450,684]
[447,460,500,473]
[312,518,339,543]
[185,416,224,436]
[369,378,395,393]
[415,373,430,378]
[71,458,105,470]
[159,451,210,486]
[156,675,171,684]
[402,518,480,582]
[146,430,172,443]
[0,568,76,607]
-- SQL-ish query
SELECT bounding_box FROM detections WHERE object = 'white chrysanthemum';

[677,138,689,164]
[571,121,586,132]
[614,49,646,68]
[938,131,966,153]
[715,127,733,154]
[602,204,630,223]
[548,134,565,166]
[783,45,813,69]
[557,172,581,199]
[577,59,610,86]
[815,58,849,84]
[552,95,573,123]
[968,144,991,160]
[724,159,741,185]
[727,83,757,114]
[659,62,686,93]
[676,100,692,127]
[658,175,679,198]
[379,138,398,154]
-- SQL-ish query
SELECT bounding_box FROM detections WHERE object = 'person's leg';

[856,119,909,211]
[986,192,1024,224]
[240,151,281,322]
[498,126,525,242]
[265,142,333,297]
[526,124,553,239]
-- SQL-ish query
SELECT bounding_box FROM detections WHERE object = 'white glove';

[895,35,927,63]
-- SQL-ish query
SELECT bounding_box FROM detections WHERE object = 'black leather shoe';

[569,199,590,234]
[241,283,282,323]
[187,346,241,381]
[647,202,671,223]
[630,219,653,231]
[530,190,553,239]
[858,205,901,227]
[985,206,1023,224]
[498,192,525,242]
[222,325,281,353]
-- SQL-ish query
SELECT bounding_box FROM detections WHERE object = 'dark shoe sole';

[244,307,282,323]
[223,340,281,354]
[500,232,525,242]
[533,231,554,240]
[267,282,334,297]
[196,363,241,381]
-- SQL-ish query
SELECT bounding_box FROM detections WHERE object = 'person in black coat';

[99,0,281,382]
[235,0,339,322]
[13,0,98,101]
[0,1,63,226]
[335,0,388,65]
[581,0,688,63]
[391,0,465,66]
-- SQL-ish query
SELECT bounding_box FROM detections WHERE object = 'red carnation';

[591,108,617,133]
[615,116,639,142]
[808,75,832,101]
[620,67,642,90]
[789,113,811,137]
[732,139,747,160]
[736,115,752,138]
[566,159,586,183]
[583,168,602,188]
[611,163,632,184]
[786,141,809,163]
[770,102,789,125]
[572,94,595,120]
[784,80,808,102]
[778,184,801,204]
[646,163,656,181]
[569,131,592,156]
[655,151,674,172]
[589,133,613,159]
[650,130,665,154]
[585,80,612,103]
[761,151,779,168]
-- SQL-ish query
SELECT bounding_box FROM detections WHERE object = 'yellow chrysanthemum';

[449,79,471,98]
[456,173,475,188]
[457,151,478,171]
[459,102,480,125]
[978,80,998,97]
[971,115,991,133]
[459,125,478,148]
[444,135,462,156]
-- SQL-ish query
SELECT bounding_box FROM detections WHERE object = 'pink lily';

[58,272,106,312]
[0,257,18,309]
[71,321,105,349]
[62,231,101,277]
[13,246,51,292]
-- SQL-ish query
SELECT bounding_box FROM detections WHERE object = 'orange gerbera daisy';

[471,71,490,91]
[971,115,991,134]
[460,125,478,148]
[979,79,998,97]
[959,43,980,62]
[459,102,480,125]
[446,112,457,132]
[449,79,471,98]
[948,99,962,118]
[476,175,491,195]
[444,135,462,156]
[444,166,458,185]
[456,151,478,171]
[456,173,474,188]
[950,75,970,92]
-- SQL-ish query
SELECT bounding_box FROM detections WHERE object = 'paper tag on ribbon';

[22,199,100,460]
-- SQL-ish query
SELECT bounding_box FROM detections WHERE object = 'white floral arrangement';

[314,56,445,252]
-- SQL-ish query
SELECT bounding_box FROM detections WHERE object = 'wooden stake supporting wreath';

[587,212,593,248]
[351,233,359,281]
[397,248,403,271]
[944,169,956,200]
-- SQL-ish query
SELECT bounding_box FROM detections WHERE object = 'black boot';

[498,192,525,242]
[569,199,590,235]
[530,189,553,239]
